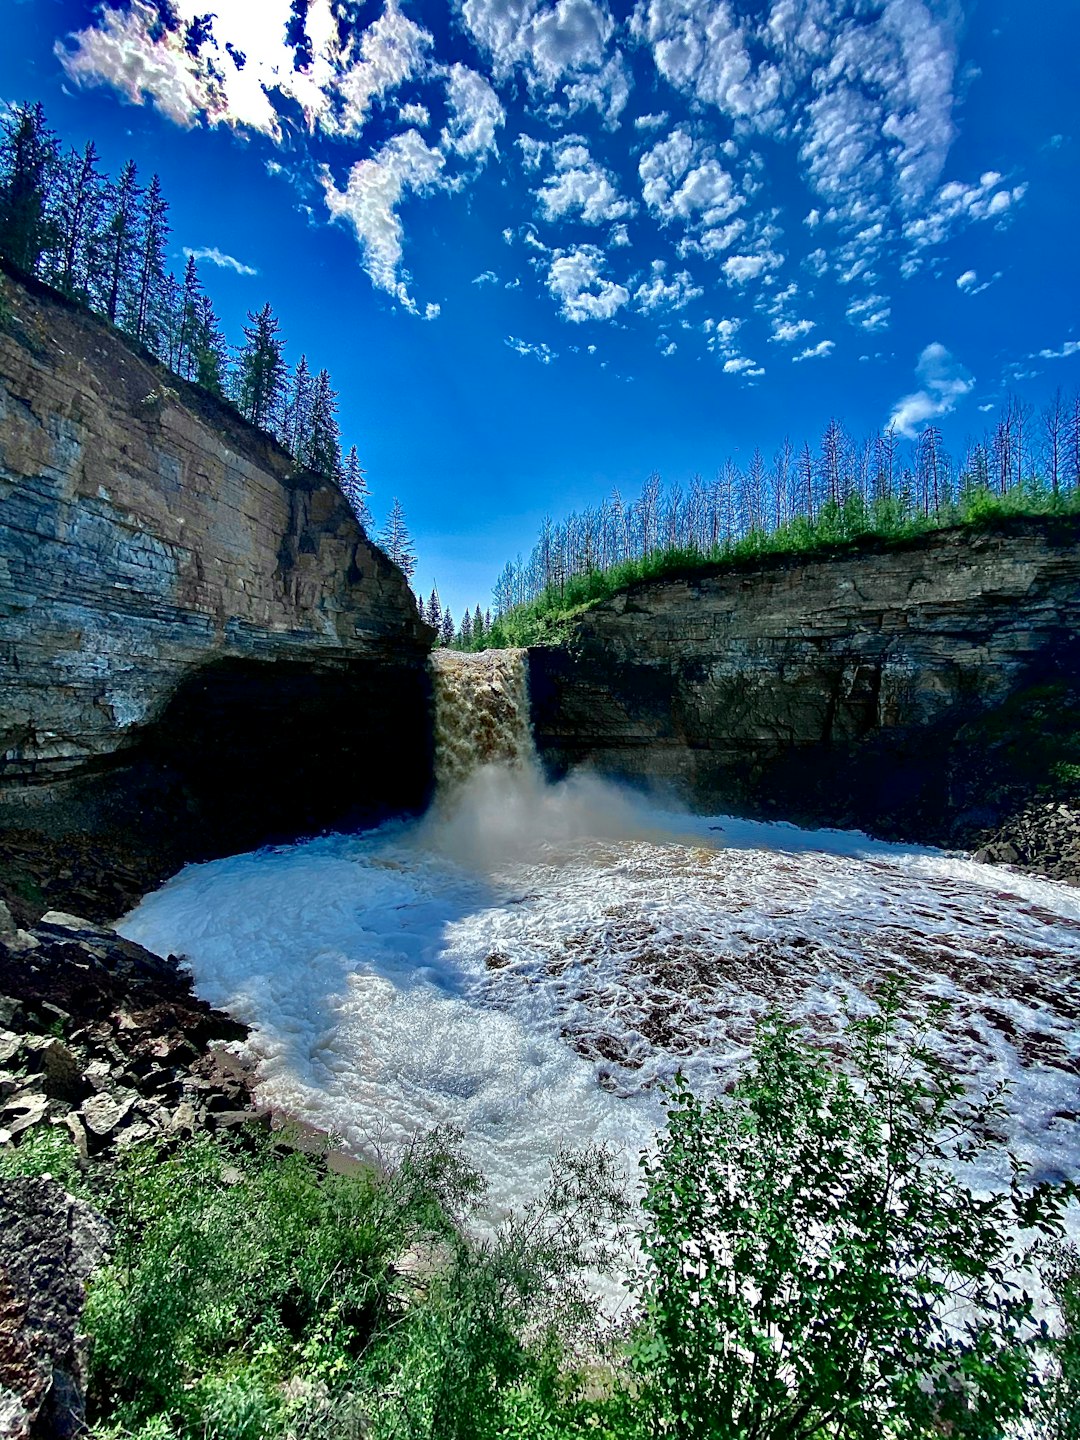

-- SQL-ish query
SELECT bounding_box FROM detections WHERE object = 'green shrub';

[631,983,1074,1438]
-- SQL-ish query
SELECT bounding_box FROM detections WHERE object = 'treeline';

[0,100,420,579]
[484,394,1080,637]
[418,589,494,648]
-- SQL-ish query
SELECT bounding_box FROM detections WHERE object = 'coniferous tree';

[380,498,416,580]
[51,139,104,299]
[427,587,442,637]
[97,160,142,325]
[282,354,313,457]
[460,607,472,648]
[440,607,455,648]
[191,293,228,395]
[473,604,484,646]
[339,446,371,528]
[131,174,169,346]
[0,101,59,273]
[305,368,340,478]
[156,270,182,368]
[175,254,203,379]
[236,302,287,431]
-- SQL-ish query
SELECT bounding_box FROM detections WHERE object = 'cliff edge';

[0,264,432,894]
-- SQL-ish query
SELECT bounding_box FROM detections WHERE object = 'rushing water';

[119,649,1080,1222]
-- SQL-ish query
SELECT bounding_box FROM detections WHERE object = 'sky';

[2,0,1078,618]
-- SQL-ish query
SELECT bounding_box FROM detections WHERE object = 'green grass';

[476,484,1080,651]
[3,992,1077,1438]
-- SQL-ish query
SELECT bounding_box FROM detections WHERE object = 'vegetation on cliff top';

[4,989,1077,1439]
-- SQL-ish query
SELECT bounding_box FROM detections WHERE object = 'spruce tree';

[305,368,340,478]
[427,587,442,636]
[98,160,142,325]
[460,607,472,647]
[0,101,60,273]
[440,607,455,648]
[52,140,104,299]
[236,302,287,431]
[282,354,313,458]
[175,254,203,379]
[192,293,228,395]
[131,174,169,347]
[379,498,416,580]
[339,446,371,528]
[473,604,484,646]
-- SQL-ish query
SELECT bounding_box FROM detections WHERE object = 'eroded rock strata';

[0,263,432,878]
[529,518,1080,847]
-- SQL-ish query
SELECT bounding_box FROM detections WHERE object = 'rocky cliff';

[0,264,432,885]
[529,519,1080,844]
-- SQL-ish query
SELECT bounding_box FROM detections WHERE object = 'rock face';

[0,1178,108,1440]
[529,519,1080,843]
[0,265,432,872]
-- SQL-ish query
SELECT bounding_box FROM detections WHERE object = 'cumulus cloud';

[845,292,891,331]
[546,244,630,322]
[334,5,432,136]
[461,0,622,117]
[639,128,744,230]
[904,170,1027,252]
[505,334,558,362]
[399,101,430,126]
[440,63,504,158]
[537,138,634,225]
[770,317,814,344]
[321,130,445,313]
[793,339,835,362]
[956,267,998,297]
[888,342,974,436]
[723,250,781,285]
[633,260,703,313]
[183,246,257,275]
[634,110,669,130]
[472,269,499,285]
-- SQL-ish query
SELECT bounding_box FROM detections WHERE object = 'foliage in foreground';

[3,989,1077,1438]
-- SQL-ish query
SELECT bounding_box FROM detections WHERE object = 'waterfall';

[430,648,536,794]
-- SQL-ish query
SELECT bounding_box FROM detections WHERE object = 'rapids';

[119,649,1080,1221]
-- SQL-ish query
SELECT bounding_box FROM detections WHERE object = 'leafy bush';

[631,985,1074,1438]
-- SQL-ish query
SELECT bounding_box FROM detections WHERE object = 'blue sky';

[3,0,1078,617]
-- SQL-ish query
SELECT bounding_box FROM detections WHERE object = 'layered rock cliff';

[0,264,432,879]
[529,519,1080,844]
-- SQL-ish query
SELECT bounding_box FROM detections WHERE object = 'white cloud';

[702,315,742,358]
[1035,339,1080,361]
[845,292,891,331]
[904,171,1027,252]
[183,246,257,275]
[634,111,669,130]
[722,355,765,377]
[723,250,781,285]
[770,317,814,344]
[505,335,558,363]
[546,244,630,322]
[472,269,499,285]
[334,5,432,136]
[793,339,835,362]
[888,341,974,436]
[321,130,445,313]
[610,222,631,247]
[560,52,631,122]
[440,63,504,158]
[537,138,634,225]
[956,269,977,290]
[634,260,703,313]
[639,128,744,229]
[399,101,430,126]
[660,339,677,356]
[461,0,619,108]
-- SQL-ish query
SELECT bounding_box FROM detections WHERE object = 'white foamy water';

[118,651,1080,1224]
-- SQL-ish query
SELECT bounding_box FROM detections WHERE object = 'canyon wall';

[529,519,1080,843]
[0,265,432,875]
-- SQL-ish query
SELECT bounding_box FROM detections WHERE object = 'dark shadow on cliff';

[0,656,435,925]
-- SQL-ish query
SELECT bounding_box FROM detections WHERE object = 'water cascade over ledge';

[119,650,1080,1239]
